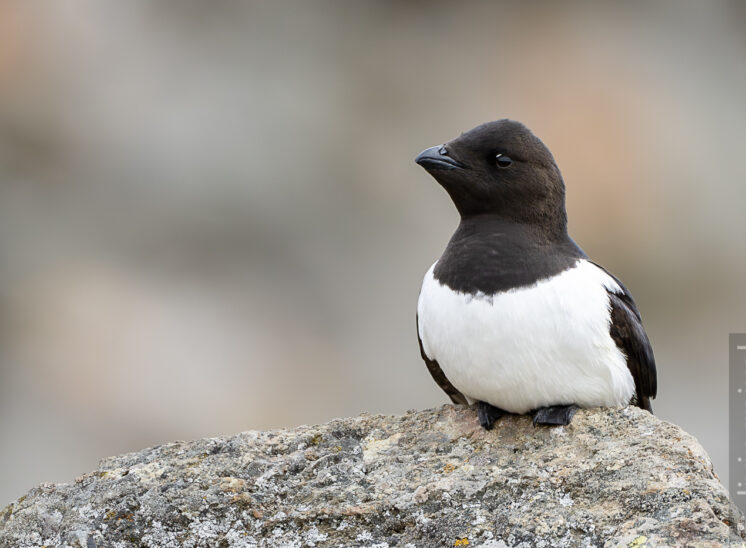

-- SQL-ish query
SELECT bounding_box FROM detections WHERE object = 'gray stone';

[1,406,743,547]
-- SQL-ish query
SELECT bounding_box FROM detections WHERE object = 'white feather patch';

[417,259,635,414]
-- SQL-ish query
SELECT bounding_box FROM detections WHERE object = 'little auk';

[415,119,657,428]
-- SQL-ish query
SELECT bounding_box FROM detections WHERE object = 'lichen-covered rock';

[0,406,742,547]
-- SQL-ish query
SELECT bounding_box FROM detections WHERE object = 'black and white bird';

[415,120,657,429]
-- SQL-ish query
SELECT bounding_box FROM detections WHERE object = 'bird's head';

[416,119,567,235]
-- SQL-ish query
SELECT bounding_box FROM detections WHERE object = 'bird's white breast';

[417,259,635,414]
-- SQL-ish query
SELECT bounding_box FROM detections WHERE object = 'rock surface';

[0,405,743,547]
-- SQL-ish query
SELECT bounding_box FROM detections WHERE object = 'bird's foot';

[532,404,578,426]
[477,401,508,430]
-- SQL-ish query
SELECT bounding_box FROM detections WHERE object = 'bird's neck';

[433,215,584,294]
[455,214,569,245]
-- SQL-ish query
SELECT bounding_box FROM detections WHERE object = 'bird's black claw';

[532,404,578,426]
[477,401,508,430]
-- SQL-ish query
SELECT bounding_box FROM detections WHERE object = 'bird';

[414,119,657,429]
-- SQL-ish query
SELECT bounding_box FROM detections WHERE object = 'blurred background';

[1,1,744,507]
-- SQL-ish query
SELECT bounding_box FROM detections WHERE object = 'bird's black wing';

[416,313,468,405]
[592,263,657,412]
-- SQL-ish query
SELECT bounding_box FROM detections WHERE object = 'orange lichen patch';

[454,538,469,546]
[107,513,135,522]
[443,463,456,474]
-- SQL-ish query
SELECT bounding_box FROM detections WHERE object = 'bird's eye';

[496,154,512,168]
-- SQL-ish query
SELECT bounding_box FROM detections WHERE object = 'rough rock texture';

[1,406,743,547]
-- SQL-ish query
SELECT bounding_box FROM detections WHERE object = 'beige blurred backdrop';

[1,1,745,506]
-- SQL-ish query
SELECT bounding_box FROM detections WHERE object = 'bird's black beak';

[415,145,466,171]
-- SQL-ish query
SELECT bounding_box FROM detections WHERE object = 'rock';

[0,405,742,547]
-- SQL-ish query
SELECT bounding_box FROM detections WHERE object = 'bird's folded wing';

[417,314,468,405]
[593,263,658,412]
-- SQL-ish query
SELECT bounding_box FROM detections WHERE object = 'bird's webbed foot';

[532,404,579,426]
[476,401,509,430]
